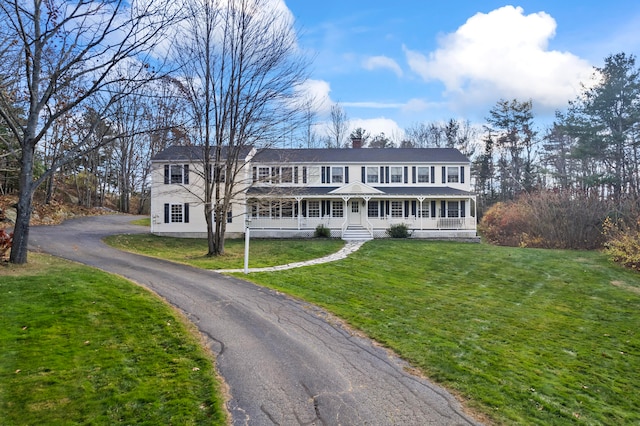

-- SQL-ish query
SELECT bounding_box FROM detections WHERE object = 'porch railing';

[247,216,475,231]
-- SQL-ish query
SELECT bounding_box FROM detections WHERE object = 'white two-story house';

[150,145,477,240]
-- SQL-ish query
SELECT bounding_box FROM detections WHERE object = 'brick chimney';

[351,136,363,149]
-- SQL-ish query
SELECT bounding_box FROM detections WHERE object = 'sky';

[283,1,640,141]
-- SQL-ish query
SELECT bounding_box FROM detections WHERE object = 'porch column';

[295,196,303,230]
[417,196,425,230]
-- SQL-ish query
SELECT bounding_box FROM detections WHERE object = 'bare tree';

[173,0,308,256]
[327,103,349,148]
[0,0,176,263]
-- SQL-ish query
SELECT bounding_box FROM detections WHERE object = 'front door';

[349,200,361,225]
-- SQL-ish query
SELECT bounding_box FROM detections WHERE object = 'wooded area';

[1,1,639,264]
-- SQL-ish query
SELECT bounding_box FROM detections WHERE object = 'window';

[308,200,320,217]
[259,200,270,218]
[447,167,459,183]
[270,201,280,218]
[258,167,270,183]
[212,165,225,183]
[417,167,429,183]
[368,201,379,217]
[418,204,429,218]
[367,167,379,183]
[390,167,402,183]
[281,167,293,183]
[271,167,280,184]
[227,209,233,223]
[281,201,293,218]
[332,201,344,217]
[391,201,403,217]
[164,203,189,223]
[331,167,343,183]
[164,164,188,184]
[447,201,459,217]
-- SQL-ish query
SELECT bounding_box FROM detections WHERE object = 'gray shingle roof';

[246,186,474,197]
[152,146,470,163]
[252,148,469,163]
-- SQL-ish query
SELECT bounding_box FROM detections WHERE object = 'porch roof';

[246,186,475,198]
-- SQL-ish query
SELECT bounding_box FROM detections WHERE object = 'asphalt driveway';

[28,214,481,425]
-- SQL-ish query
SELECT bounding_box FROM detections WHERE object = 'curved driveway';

[29,215,481,426]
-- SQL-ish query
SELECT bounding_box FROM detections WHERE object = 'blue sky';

[283,1,640,140]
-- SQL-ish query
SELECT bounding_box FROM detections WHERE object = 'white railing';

[248,216,475,231]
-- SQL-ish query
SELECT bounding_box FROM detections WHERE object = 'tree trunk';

[10,147,35,264]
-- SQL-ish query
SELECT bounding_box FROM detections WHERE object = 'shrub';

[479,191,611,249]
[0,229,13,260]
[603,217,640,271]
[314,224,331,238]
[386,223,411,238]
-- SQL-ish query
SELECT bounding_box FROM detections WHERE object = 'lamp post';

[244,217,251,274]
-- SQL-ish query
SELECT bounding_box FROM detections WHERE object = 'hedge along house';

[150,144,478,240]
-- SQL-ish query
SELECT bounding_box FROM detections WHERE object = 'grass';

[130,217,151,227]
[104,234,344,269]
[0,254,226,425]
[237,240,640,425]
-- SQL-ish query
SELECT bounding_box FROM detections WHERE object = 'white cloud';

[293,79,333,114]
[404,5,593,111]
[362,55,403,77]
[348,117,405,141]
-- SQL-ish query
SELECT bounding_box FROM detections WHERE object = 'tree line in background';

[1,0,639,265]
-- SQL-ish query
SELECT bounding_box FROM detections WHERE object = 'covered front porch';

[245,182,478,240]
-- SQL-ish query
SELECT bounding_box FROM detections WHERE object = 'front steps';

[342,225,373,241]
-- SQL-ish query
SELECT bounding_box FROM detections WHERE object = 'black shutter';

[164,165,170,184]
[380,166,384,183]
[441,200,446,217]
[460,166,465,184]
[361,166,365,183]
[430,166,435,184]
[404,201,409,217]
[442,166,446,184]
[326,167,331,183]
[183,165,189,184]
[321,200,326,217]
[461,201,466,217]
[303,167,307,184]
[227,209,232,223]
[345,167,349,184]
[380,200,385,217]
[386,201,390,216]
[412,201,417,216]
[164,203,169,223]
[252,167,257,183]
[431,201,436,218]
[385,167,390,184]
[184,203,189,223]
[301,200,307,217]
[412,166,416,184]
[404,167,408,184]
[294,166,299,184]
[321,166,326,183]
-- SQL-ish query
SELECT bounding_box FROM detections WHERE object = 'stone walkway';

[215,240,365,273]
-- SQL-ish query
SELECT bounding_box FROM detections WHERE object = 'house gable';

[329,181,384,196]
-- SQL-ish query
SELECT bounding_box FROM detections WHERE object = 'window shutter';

[361,166,365,183]
[380,166,384,183]
[431,201,436,218]
[164,165,170,184]
[430,166,435,184]
[321,166,326,183]
[294,202,299,217]
[412,166,416,184]
[321,200,326,217]
[460,166,465,184]
[164,203,169,223]
[184,203,189,223]
[183,165,189,184]
[227,209,232,223]
[404,201,409,217]
[385,167,390,184]
[252,167,257,183]
[442,166,446,184]
[326,167,331,183]
[380,200,385,217]
[345,167,349,184]
[441,200,446,217]
[386,201,390,216]
[404,167,408,184]
[294,166,299,184]
[301,200,307,217]
[461,201,466,217]
[303,167,307,184]
[412,201,417,216]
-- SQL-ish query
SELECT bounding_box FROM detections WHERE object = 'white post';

[244,218,251,274]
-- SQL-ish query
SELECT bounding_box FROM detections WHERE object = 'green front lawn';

[104,234,344,269]
[0,254,226,425]
[242,240,640,425]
